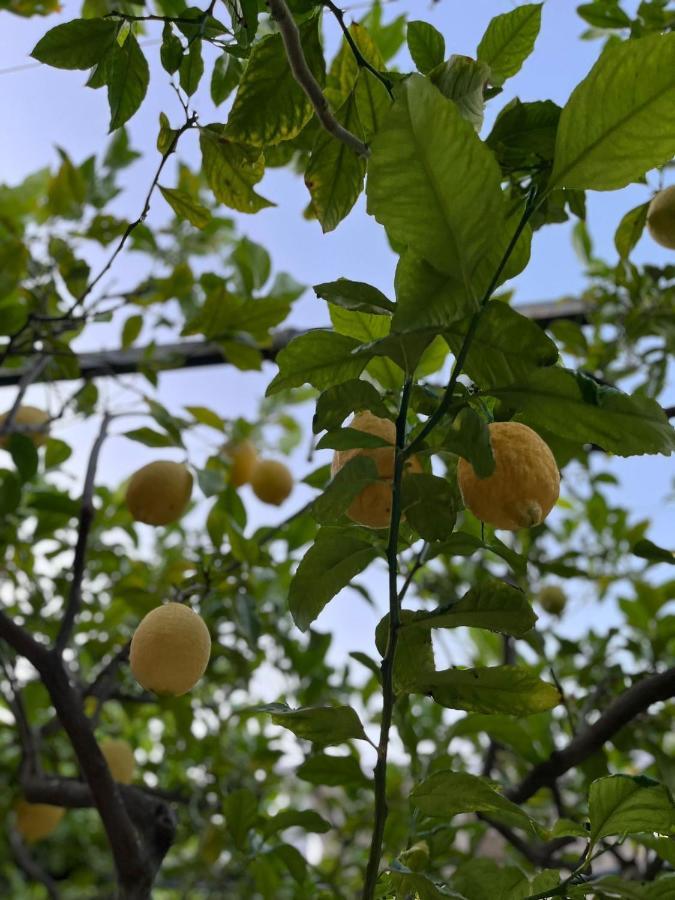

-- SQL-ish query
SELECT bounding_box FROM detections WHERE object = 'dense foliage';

[0,1,674,898]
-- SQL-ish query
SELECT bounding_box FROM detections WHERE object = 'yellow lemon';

[125,460,193,526]
[130,602,211,696]
[331,412,422,529]
[223,439,259,487]
[100,738,136,784]
[15,800,64,843]
[0,405,50,448]
[647,185,675,250]
[250,459,293,506]
[457,422,559,531]
[538,585,567,616]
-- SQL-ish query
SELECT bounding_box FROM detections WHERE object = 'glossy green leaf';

[159,185,211,229]
[266,330,367,395]
[375,610,435,691]
[551,33,675,190]
[407,20,445,74]
[311,456,378,524]
[589,775,675,848]
[367,75,504,296]
[314,279,394,315]
[227,17,325,146]
[288,526,378,630]
[430,55,491,131]
[476,3,542,86]
[211,53,243,105]
[179,38,203,97]
[632,539,675,565]
[411,770,539,833]
[296,753,367,787]
[31,18,118,70]
[412,665,561,716]
[260,702,368,744]
[400,473,458,541]
[615,202,649,260]
[107,35,149,131]
[160,22,183,74]
[401,580,536,638]
[199,127,273,213]
[440,407,495,478]
[490,367,675,456]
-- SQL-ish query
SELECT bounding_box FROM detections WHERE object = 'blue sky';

[0,0,672,656]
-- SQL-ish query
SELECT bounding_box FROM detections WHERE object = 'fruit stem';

[362,376,413,899]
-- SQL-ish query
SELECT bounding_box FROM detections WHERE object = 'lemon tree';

[0,1,673,898]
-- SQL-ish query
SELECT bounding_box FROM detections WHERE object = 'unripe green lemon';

[538,585,567,616]
[458,422,559,531]
[130,602,211,696]
[125,460,193,526]
[250,459,293,506]
[647,185,675,250]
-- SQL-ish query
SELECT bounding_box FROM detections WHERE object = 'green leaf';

[440,407,495,478]
[179,37,204,97]
[121,313,142,347]
[266,330,367,395]
[44,439,72,469]
[407,20,445,75]
[428,532,527,577]
[314,279,394,315]
[615,202,649,260]
[429,55,491,131]
[577,3,632,30]
[107,34,149,131]
[260,703,368,745]
[487,98,561,170]
[411,665,561,716]
[452,859,529,900]
[227,17,325,146]
[329,306,402,388]
[305,92,366,233]
[446,302,558,387]
[411,770,539,833]
[262,808,331,837]
[401,580,536,638]
[31,18,118,70]
[159,185,211,229]
[222,788,258,850]
[313,380,389,433]
[296,753,367,787]
[311,456,378,524]
[589,775,675,848]
[0,471,22,515]
[354,68,391,141]
[288,526,378,630]
[199,127,273,213]
[367,75,504,301]
[490,367,675,457]
[382,866,461,900]
[211,53,243,105]
[160,22,183,74]
[123,427,177,448]
[632,539,675,565]
[476,3,542,86]
[375,610,435,692]
[400,474,458,541]
[8,435,38,482]
[550,33,675,190]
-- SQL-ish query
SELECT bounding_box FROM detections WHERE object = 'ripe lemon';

[0,405,50,448]
[647,185,675,250]
[15,800,64,843]
[331,411,422,529]
[130,602,211,696]
[125,460,193,526]
[250,459,293,506]
[538,585,567,616]
[457,421,559,531]
[223,439,259,487]
[100,738,135,784]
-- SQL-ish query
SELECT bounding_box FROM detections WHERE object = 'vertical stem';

[362,377,413,899]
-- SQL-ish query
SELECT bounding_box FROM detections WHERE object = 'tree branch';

[508,666,675,805]
[267,0,370,158]
[322,0,393,96]
[55,413,112,654]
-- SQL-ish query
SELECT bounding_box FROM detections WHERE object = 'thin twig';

[0,652,38,776]
[362,377,413,899]
[8,827,61,900]
[55,413,112,654]
[322,0,394,97]
[267,0,370,158]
